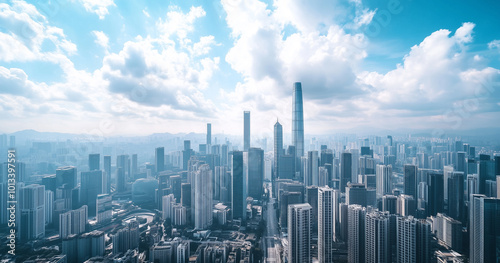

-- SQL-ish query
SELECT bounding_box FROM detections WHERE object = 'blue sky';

[0,0,499,137]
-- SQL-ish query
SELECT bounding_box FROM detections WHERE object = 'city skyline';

[1,1,500,136]
[1,1,500,262]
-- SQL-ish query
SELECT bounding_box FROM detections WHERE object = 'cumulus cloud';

[489,39,500,50]
[220,1,499,134]
[360,23,496,111]
[92,30,109,50]
[156,6,206,45]
[222,0,368,106]
[0,1,77,66]
[98,6,220,118]
[78,0,115,19]
[1,2,221,129]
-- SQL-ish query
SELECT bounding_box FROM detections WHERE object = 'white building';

[194,164,213,229]
[318,187,333,263]
[288,203,312,263]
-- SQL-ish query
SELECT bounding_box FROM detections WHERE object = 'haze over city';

[1,0,500,136]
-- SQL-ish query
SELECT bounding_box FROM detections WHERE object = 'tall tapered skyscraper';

[292,82,304,158]
[244,111,250,151]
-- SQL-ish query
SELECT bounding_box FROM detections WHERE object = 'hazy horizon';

[1,0,499,136]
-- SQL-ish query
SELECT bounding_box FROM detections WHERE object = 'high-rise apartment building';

[376,164,392,197]
[318,187,333,263]
[288,203,312,263]
[194,164,213,229]
[19,184,45,240]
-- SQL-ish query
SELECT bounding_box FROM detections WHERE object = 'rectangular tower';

[244,111,250,151]
[318,187,333,263]
[288,203,312,263]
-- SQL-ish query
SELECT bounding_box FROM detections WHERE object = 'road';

[263,183,281,262]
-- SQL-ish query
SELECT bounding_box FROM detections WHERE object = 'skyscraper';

[397,194,416,216]
[19,184,45,240]
[248,147,264,199]
[194,164,213,229]
[469,194,500,263]
[318,187,333,263]
[288,203,312,263]
[155,147,165,174]
[274,120,283,182]
[207,123,212,146]
[88,153,100,171]
[348,204,366,263]
[103,156,111,193]
[96,194,112,224]
[292,82,304,158]
[382,195,397,214]
[80,170,104,217]
[231,151,246,220]
[162,194,175,220]
[376,164,392,198]
[396,216,431,263]
[341,152,352,193]
[116,167,126,193]
[365,211,391,263]
[59,205,88,239]
[404,164,417,199]
[112,220,139,255]
[182,140,192,170]
[56,166,77,189]
[244,111,250,151]
[447,171,465,222]
[307,151,319,186]
[117,155,130,182]
[170,175,181,202]
[427,172,444,216]
[131,154,138,179]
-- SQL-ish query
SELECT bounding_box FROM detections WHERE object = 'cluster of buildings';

[0,82,499,263]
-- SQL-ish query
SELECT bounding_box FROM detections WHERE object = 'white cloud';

[191,36,218,57]
[78,0,115,19]
[0,1,77,66]
[96,6,220,120]
[220,1,500,134]
[92,30,109,50]
[222,0,367,105]
[361,23,486,109]
[489,39,500,50]
[0,3,222,134]
[156,6,206,45]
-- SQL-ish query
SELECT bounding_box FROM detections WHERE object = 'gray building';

[292,82,304,158]
[288,203,312,263]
